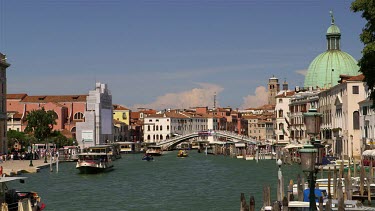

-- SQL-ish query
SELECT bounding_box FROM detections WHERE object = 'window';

[363,106,368,115]
[353,111,360,130]
[147,125,150,131]
[279,99,283,103]
[122,113,127,119]
[74,112,84,120]
[352,86,359,94]
[160,126,163,131]
[167,125,169,130]
[279,135,284,140]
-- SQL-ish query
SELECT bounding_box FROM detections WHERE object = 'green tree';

[24,107,58,143]
[49,131,76,148]
[7,130,27,151]
[351,0,375,109]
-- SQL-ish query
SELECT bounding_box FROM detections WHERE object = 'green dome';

[304,50,359,88]
[304,12,359,88]
[327,25,340,35]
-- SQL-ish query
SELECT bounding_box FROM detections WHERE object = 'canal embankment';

[0,159,57,176]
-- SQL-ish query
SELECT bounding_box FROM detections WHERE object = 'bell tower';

[268,76,280,106]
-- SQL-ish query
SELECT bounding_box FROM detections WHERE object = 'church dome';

[304,12,359,88]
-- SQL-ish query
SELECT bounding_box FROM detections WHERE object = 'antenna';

[213,92,216,109]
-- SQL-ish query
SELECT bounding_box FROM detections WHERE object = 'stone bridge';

[155,130,259,150]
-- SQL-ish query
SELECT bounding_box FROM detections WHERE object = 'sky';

[0,0,366,110]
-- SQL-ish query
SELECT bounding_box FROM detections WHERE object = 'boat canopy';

[362,150,375,157]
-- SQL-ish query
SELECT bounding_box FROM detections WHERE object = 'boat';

[87,145,121,161]
[145,145,163,156]
[58,146,80,162]
[76,152,114,174]
[0,176,46,211]
[287,199,375,211]
[177,150,188,158]
[142,154,154,161]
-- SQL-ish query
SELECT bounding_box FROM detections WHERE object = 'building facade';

[76,83,113,148]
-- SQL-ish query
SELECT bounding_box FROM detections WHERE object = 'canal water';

[10,150,303,211]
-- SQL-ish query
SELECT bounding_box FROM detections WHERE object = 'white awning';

[284,144,304,149]
[235,143,246,147]
[362,150,375,156]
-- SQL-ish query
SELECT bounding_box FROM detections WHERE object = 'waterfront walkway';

[0,159,56,176]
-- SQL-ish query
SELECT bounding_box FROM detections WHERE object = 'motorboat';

[142,154,154,161]
[76,152,114,174]
[145,146,163,156]
[0,176,45,211]
[288,199,375,211]
[177,150,188,158]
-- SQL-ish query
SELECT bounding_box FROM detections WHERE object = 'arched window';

[147,125,150,131]
[147,135,150,140]
[167,125,169,130]
[279,123,284,131]
[156,125,159,131]
[166,135,170,139]
[160,125,163,131]
[74,112,84,120]
[278,110,283,118]
[160,135,163,140]
[71,127,76,133]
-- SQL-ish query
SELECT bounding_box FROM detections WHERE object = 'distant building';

[113,104,131,141]
[0,53,10,154]
[274,90,295,144]
[76,83,113,148]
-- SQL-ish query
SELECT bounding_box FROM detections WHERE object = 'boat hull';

[76,161,113,174]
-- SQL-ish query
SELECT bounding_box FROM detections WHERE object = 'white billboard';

[82,130,94,142]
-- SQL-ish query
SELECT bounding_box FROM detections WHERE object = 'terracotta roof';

[113,104,130,110]
[7,94,28,100]
[147,112,188,119]
[276,91,295,98]
[346,74,365,81]
[21,95,88,103]
[131,112,140,119]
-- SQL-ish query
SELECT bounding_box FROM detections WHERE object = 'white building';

[274,91,295,144]
[76,83,113,148]
[359,95,375,153]
[143,111,218,144]
[319,75,367,159]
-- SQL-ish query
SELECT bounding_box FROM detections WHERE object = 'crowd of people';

[0,148,58,163]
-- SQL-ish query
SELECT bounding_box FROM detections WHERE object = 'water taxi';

[58,146,80,162]
[0,176,46,211]
[76,152,113,174]
[146,145,163,156]
[177,150,188,158]
[88,145,121,161]
[288,199,375,211]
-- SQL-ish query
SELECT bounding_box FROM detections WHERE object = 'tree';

[351,0,375,109]
[24,107,58,142]
[7,130,27,151]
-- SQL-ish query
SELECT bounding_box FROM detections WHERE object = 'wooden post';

[272,201,280,211]
[328,167,332,197]
[367,176,372,206]
[360,165,365,196]
[240,193,248,211]
[249,196,255,211]
[263,185,271,208]
[325,194,332,211]
[333,165,337,199]
[320,165,324,179]
[337,178,345,211]
[344,173,349,200]
[319,196,324,211]
[354,157,357,178]
[297,174,303,201]
[282,196,288,211]
[288,180,293,202]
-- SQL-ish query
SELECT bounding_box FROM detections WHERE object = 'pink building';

[7,94,88,139]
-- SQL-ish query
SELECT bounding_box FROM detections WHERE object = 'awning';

[235,143,246,147]
[362,150,375,156]
[284,143,304,149]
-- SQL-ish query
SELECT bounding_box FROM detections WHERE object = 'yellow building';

[113,104,131,141]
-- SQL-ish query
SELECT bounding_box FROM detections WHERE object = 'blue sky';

[0,0,365,110]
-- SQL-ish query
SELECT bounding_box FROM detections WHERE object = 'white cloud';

[295,69,308,76]
[131,83,224,110]
[240,86,268,109]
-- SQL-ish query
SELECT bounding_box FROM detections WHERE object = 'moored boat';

[1,176,46,211]
[76,152,113,174]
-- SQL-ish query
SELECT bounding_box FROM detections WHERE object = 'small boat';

[146,146,163,156]
[142,154,154,161]
[287,199,375,211]
[1,176,46,211]
[76,152,114,174]
[177,150,188,157]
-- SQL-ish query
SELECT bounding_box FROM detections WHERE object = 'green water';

[10,150,303,211]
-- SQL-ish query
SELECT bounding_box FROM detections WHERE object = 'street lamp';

[44,143,48,163]
[350,135,353,161]
[299,108,323,211]
[29,142,33,167]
